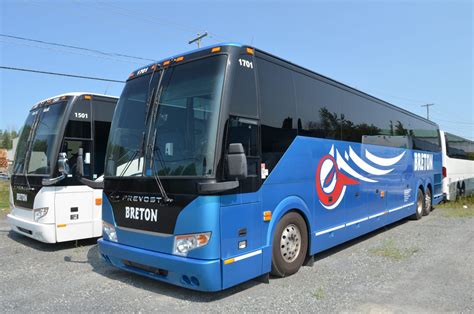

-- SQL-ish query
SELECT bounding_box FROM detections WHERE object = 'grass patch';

[312,287,325,300]
[369,239,419,261]
[0,180,11,218]
[437,195,474,218]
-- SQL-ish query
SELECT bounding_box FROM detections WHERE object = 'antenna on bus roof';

[188,32,208,48]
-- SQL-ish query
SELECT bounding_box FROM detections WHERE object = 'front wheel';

[271,212,308,277]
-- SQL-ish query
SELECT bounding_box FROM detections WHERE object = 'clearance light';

[263,211,272,221]
[60,96,67,100]
[175,56,184,62]
[211,47,221,53]
[128,72,135,79]
[84,95,92,100]
[163,60,171,66]
[246,47,254,55]
[95,198,102,206]
[103,221,118,242]
[173,232,211,256]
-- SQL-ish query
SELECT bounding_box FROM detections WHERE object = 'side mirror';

[57,153,70,175]
[42,152,69,185]
[76,148,84,176]
[227,143,247,180]
[76,148,104,189]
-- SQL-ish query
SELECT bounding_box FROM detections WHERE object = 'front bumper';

[98,239,222,291]
[7,213,56,243]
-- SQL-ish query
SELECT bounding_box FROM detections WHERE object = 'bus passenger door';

[220,117,263,289]
[55,139,95,242]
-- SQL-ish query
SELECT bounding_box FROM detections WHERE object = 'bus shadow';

[312,218,410,262]
[7,230,98,252]
[84,218,411,301]
[85,245,261,302]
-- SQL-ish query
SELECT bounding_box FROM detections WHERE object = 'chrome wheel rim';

[280,224,301,263]
[417,193,423,215]
[425,191,431,211]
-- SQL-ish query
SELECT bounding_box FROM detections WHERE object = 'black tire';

[271,212,308,277]
[411,188,424,220]
[423,188,432,216]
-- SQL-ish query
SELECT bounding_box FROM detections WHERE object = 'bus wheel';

[271,212,308,277]
[411,188,424,220]
[423,188,432,216]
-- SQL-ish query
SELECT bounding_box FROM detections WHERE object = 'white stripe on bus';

[315,202,415,236]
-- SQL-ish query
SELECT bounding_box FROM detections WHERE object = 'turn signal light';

[263,211,272,221]
[95,198,102,206]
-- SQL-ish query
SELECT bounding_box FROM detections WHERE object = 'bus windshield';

[105,55,227,177]
[13,101,68,175]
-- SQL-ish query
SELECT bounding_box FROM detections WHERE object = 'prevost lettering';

[414,152,433,171]
[121,195,162,203]
[125,206,158,222]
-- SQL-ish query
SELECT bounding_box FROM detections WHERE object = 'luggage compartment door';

[55,186,95,242]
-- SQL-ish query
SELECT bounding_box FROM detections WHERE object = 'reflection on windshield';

[105,72,159,176]
[105,55,227,177]
[13,101,67,175]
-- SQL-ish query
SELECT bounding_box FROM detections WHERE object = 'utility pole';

[188,32,208,48]
[421,103,434,120]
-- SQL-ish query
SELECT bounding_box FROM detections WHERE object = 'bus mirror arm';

[76,148,104,189]
[42,153,69,186]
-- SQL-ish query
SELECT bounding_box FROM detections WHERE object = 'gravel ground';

[0,206,472,313]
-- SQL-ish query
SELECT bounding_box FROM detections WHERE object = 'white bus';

[8,93,118,243]
[440,130,474,200]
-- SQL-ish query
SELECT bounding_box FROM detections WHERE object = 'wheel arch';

[265,195,312,253]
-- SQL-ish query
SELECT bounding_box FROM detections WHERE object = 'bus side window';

[256,57,297,173]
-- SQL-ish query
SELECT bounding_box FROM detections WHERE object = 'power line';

[0,34,156,62]
[0,39,143,65]
[0,66,125,83]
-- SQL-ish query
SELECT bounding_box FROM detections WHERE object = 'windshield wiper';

[118,132,145,177]
[149,129,173,203]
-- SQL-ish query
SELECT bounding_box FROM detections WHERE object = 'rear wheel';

[271,212,308,277]
[423,188,432,216]
[411,188,424,220]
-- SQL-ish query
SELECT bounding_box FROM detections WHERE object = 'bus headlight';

[173,232,211,256]
[103,221,118,242]
[33,207,49,222]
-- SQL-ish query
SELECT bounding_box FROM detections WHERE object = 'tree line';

[0,130,19,149]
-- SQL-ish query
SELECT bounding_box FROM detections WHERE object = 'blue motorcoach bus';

[85,44,443,291]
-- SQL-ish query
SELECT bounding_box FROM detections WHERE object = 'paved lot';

[0,206,472,313]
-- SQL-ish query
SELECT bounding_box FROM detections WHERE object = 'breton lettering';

[414,153,433,171]
[124,206,158,222]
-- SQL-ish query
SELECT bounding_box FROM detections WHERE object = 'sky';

[0,0,473,139]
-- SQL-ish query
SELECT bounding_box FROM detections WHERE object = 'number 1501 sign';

[74,112,88,119]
